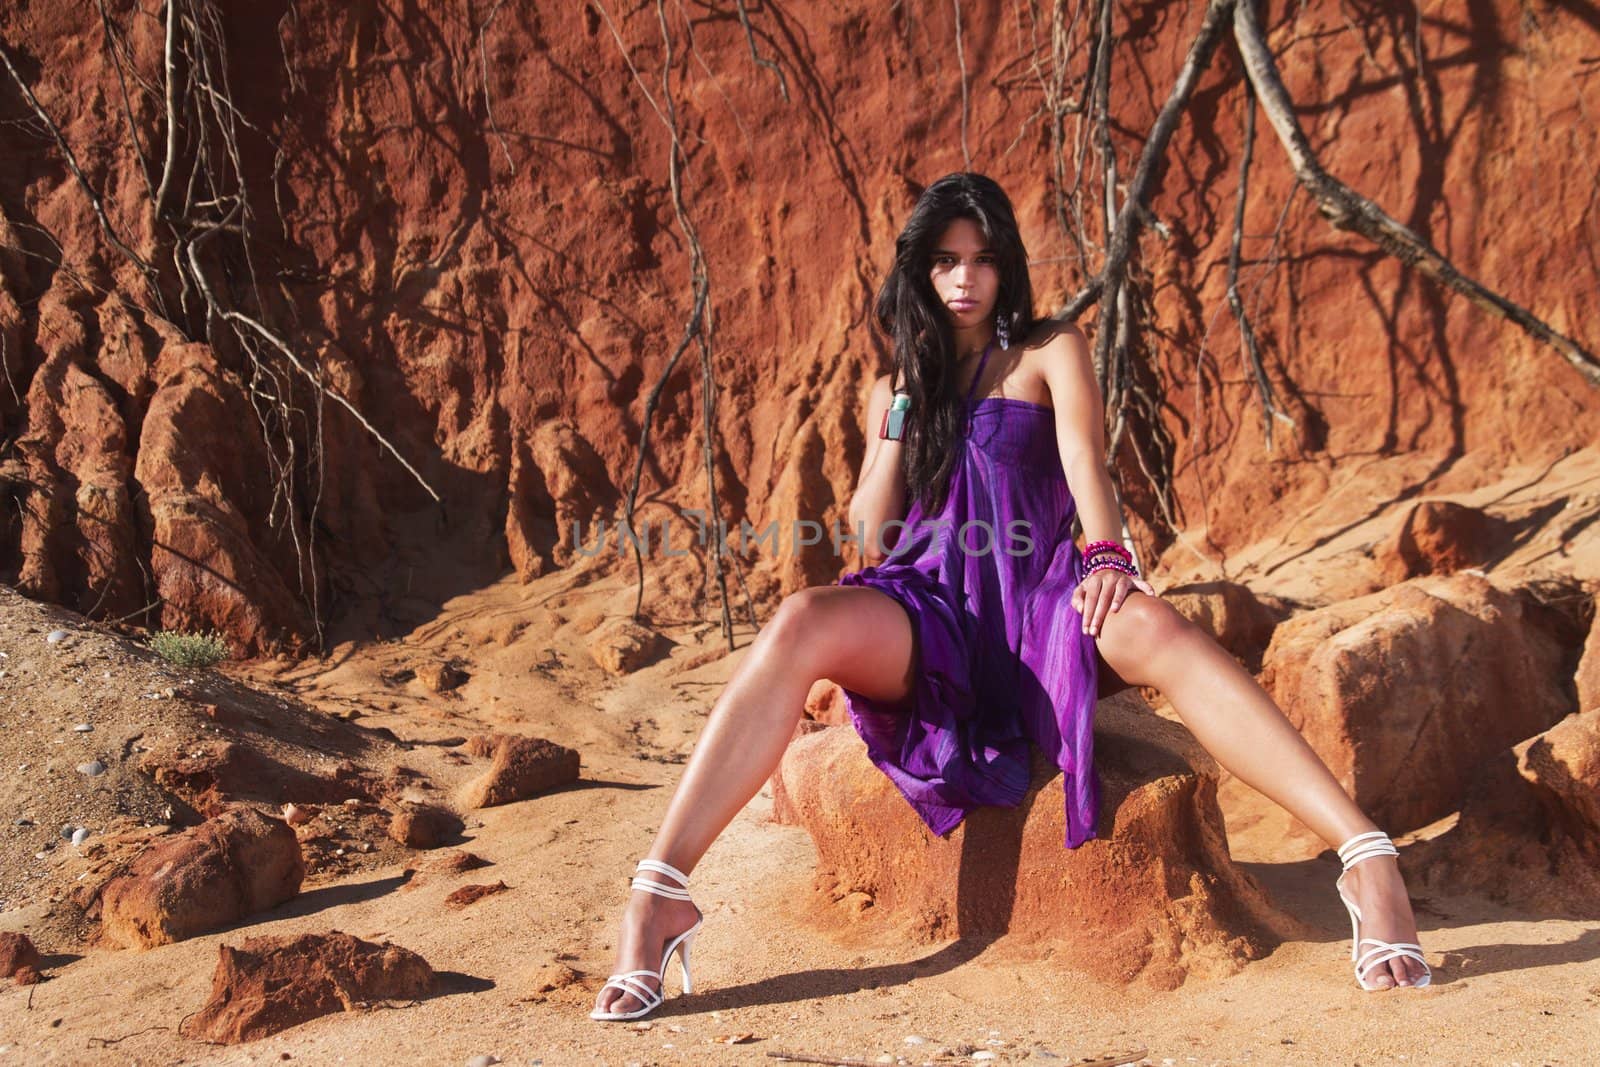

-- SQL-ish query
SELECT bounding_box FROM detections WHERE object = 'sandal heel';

[1334,831,1432,991]
[590,858,705,1022]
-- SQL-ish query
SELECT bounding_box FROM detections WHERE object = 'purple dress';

[833,342,1103,847]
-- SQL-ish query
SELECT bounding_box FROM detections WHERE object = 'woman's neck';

[954,322,996,362]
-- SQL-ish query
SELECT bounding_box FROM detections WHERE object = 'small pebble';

[71,828,90,847]
[464,1056,500,1067]
[333,848,346,856]
[973,1054,998,1063]
[34,851,48,860]
[632,1021,652,1031]
[77,761,106,776]
[74,723,93,733]
[356,841,372,854]
[14,817,32,827]
[905,1036,927,1046]
[60,825,76,840]
[46,630,68,644]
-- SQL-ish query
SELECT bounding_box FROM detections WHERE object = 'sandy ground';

[2,447,1599,1065]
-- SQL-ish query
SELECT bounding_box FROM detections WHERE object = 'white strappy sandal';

[590,858,704,1021]
[1335,830,1432,990]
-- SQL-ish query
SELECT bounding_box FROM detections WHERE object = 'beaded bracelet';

[1085,539,1131,562]
[1086,555,1139,578]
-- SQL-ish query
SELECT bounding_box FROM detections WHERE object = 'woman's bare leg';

[1092,592,1429,989]
[594,585,917,1015]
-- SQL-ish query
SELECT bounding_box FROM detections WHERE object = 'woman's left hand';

[1071,569,1157,638]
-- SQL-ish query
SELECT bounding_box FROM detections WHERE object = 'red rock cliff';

[1,1,1596,652]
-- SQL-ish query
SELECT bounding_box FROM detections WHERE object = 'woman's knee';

[762,586,915,705]
[760,588,849,675]
[1092,592,1198,685]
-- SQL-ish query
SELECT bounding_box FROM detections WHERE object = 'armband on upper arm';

[879,392,911,440]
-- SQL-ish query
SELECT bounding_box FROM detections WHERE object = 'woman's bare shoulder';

[1020,317,1088,353]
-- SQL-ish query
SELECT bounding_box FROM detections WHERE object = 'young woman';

[590,172,1430,1021]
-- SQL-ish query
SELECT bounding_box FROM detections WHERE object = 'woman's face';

[928,217,999,333]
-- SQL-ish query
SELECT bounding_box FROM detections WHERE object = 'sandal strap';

[631,858,693,901]
[1355,940,1430,984]
[636,858,690,886]
[1337,830,1398,871]
[601,973,663,1009]
[607,968,663,981]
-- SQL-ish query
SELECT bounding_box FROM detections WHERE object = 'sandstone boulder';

[1405,709,1600,916]
[182,931,436,1043]
[459,734,580,809]
[0,932,42,977]
[1577,607,1600,714]
[775,693,1298,989]
[417,659,469,693]
[140,739,374,818]
[1373,500,1507,585]
[585,618,669,675]
[1257,573,1575,833]
[804,678,850,726]
[444,881,510,909]
[1161,580,1288,668]
[387,802,464,849]
[99,806,304,949]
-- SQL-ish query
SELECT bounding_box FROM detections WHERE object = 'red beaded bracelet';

[1085,539,1131,562]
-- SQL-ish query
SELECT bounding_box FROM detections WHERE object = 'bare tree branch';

[954,0,972,170]
[734,0,789,102]
[1226,79,1295,450]
[154,0,181,215]
[1233,0,1600,388]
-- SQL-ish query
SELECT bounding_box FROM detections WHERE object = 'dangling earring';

[996,312,1010,351]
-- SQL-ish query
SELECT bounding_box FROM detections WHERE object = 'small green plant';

[148,629,231,668]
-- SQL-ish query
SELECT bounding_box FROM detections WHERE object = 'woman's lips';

[949,299,978,311]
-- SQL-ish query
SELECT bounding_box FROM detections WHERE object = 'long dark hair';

[874,172,1036,516]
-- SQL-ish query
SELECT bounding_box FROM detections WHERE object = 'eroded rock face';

[775,693,1298,989]
[506,419,619,581]
[99,806,304,949]
[1257,573,1575,833]
[459,734,580,809]
[1373,500,1507,586]
[1405,709,1600,917]
[133,343,314,653]
[3,0,1596,656]
[7,280,146,620]
[182,931,436,1044]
